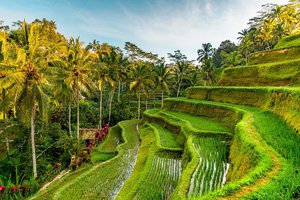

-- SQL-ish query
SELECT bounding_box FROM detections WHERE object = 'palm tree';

[200,59,216,86]
[51,37,95,139]
[67,38,95,140]
[197,43,214,63]
[221,51,245,68]
[88,41,115,128]
[2,21,50,178]
[154,63,171,108]
[130,63,154,119]
[173,61,191,97]
[237,29,248,42]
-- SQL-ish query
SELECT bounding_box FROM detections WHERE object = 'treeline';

[0,18,205,195]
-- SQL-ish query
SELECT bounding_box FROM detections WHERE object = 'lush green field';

[164,97,300,199]
[31,120,140,200]
[151,122,183,149]
[161,110,231,133]
[275,34,300,49]
[188,137,229,198]
[91,125,122,162]
[135,151,182,200]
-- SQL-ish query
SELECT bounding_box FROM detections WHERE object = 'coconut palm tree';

[237,29,248,42]
[88,41,114,128]
[197,43,214,63]
[173,61,192,97]
[130,63,154,119]
[2,21,51,178]
[154,62,171,108]
[50,37,95,139]
[221,51,245,68]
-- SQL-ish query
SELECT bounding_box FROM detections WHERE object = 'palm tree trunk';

[177,78,182,97]
[13,93,17,118]
[108,88,114,125]
[161,91,164,108]
[99,87,103,129]
[118,80,121,102]
[138,86,141,120]
[3,110,9,153]
[77,90,80,140]
[31,105,37,178]
[153,94,156,109]
[68,103,72,137]
[145,97,148,110]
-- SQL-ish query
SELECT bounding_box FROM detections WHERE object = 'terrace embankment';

[187,86,300,134]
[218,42,300,87]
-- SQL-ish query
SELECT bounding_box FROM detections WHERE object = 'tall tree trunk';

[13,93,17,118]
[108,88,115,125]
[118,80,121,102]
[138,86,141,120]
[161,91,164,108]
[176,78,182,97]
[31,105,37,178]
[153,94,156,109]
[77,94,80,140]
[68,103,72,137]
[3,110,9,153]
[145,97,148,110]
[76,80,80,140]
[99,87,103,129]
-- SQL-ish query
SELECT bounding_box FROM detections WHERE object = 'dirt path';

[219,113,281,200]
[39,169,70,191]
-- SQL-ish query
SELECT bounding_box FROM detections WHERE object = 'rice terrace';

[0,0,300,199]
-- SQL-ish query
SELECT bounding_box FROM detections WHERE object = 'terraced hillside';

[218,35,300,86]
[30,36,300,200]
[136,36,300,199]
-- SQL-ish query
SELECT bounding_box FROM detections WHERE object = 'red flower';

[11,186,18,192]
[0,185,5,192]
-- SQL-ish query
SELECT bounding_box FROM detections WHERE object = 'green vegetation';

[91,126,122,162]
[115,123,157,200]
[275,34,300,49]
[31,120,140,200]
[188,137,229,198]
[136,151,182,200]
[151,123,183,149]
[1,1,300,199]
[161,110,231,133]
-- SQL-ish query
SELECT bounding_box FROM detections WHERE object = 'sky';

[0,0,290,61]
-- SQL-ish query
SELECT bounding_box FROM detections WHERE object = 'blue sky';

[0,0,289,60]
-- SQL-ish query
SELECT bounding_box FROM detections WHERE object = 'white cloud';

[0,0,290,61]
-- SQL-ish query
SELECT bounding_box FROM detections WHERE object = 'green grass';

[31,120,140,200]
[143,109,233,138]
[135,151,182,200]
[218,58,300,86]
[116,123,157,200]
[165,97,300,199]
[188,137,229,198]
[249,46,300,65]
[243,111,300,199]
[91,125,122,163]
[161,110,231,133]
[151,123,183,149]
[186,86,300,134]
[275,34,300,49]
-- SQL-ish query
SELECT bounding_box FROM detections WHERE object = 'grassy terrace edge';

[218,58,300,86]
[248,45,300,65]
[186,86,300,134]
[163,98,281,199]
